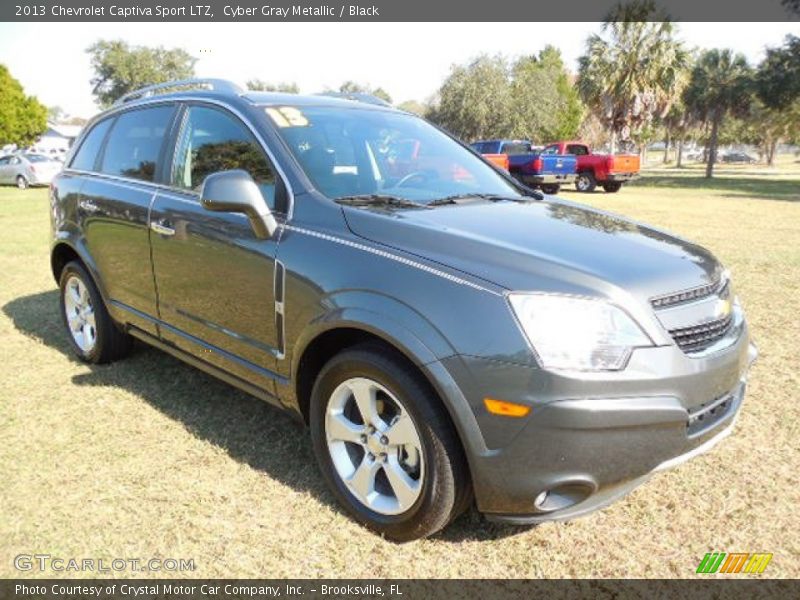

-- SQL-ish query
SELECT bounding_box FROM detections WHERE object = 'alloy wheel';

[325,377,424,515]
[63,275,97,353]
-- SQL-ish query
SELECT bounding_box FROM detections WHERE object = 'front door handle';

[150,220,175,236]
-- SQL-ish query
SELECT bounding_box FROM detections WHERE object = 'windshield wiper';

[334,194,431,209]
[428,193,539,206]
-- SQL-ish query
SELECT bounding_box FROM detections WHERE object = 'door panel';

[79,176,159,334]
[149,190,280,388]
[148,103,286,389]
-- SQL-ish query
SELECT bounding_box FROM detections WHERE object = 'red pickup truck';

[543,141,640,193]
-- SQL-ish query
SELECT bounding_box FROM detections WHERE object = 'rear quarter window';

[70,118,113,171]
[100,105,175,182]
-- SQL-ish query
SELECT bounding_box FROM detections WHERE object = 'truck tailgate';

[541,154,577,175]
[610,154,640,173]
[508,154,577,175]
[482,154,510,171]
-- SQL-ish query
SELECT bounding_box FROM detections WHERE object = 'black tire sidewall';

[17,176,28,189]
[309,348,459,541]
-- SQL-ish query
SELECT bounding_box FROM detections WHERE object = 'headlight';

[508,293,653,371]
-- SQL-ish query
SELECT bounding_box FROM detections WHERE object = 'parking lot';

[1,161,798,578]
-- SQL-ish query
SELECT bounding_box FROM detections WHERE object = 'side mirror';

[200,170,278,239]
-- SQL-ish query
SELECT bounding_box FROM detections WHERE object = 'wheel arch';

[287,305,490,468]
[50,239,109,303]
[290,310,445,426]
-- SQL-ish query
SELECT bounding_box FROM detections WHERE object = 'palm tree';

[577,1,689,153]
[684,49,753,178]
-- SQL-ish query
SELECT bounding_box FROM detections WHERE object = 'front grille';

[651,278,727,309]
[687,391,735,436]
[668,313,734,353]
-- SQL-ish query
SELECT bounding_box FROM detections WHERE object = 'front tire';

[310,344,470,541]
[540,184,560,195]
[575,172,597,192]
[59,261,133,364]
[16,175,28,190]
[602,182,622,193]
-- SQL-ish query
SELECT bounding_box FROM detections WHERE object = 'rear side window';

[171,105,278,209]
[70,118,112,171]
[100,106,174,182]
[566,144,589,156]
[500,142,532,155]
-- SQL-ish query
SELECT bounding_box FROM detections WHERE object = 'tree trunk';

[705,113,721,179]
[676,135,684,168]
[610,128,617,155]
[766,139,778,167]
[663,130,671,164]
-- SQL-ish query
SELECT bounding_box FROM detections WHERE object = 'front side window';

[171,105,278,210]
[267,106,521,204]
[100,105,174,182]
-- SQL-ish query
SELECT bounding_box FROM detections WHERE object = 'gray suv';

[50,79,756,541]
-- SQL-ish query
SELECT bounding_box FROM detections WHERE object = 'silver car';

[0,153,62,189]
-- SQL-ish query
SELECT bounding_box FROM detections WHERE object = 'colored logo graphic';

[696,552,772,574]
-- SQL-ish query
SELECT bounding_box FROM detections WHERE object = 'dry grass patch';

[1,161,798,578]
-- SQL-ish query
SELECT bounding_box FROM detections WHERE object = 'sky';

[0,22,798,118]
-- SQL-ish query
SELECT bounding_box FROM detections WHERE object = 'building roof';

[44,123,83,139]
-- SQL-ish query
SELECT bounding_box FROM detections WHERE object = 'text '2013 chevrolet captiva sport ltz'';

[50,79,757,541]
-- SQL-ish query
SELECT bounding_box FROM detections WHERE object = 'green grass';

[1,162,799,579]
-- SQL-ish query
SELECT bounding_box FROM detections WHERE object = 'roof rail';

[114,78,243,105]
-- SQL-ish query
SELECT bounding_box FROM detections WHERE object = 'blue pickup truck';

[470,139,577,194]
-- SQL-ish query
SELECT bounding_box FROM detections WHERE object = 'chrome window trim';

[63,95,296,221]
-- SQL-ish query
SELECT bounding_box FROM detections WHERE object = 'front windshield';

[266,105,522,204]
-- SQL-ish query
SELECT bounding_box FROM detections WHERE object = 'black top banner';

[2,0,799,22]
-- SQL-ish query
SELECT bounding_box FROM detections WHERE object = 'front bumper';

[437,323,756,521]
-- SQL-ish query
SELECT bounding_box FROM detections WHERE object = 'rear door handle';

[150,220,175,236]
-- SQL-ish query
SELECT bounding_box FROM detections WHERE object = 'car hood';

[341,198,723,301]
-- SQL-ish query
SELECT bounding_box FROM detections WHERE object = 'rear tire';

[59,261,133,364]
[16,175,28,190]
[310,343,470,541]
[540,184,560,195]
[575,172,596,193]
[602,182,622,193]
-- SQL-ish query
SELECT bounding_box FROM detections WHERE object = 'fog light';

[533,482,594,513]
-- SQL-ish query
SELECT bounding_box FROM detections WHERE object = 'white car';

[0,153,63,188]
